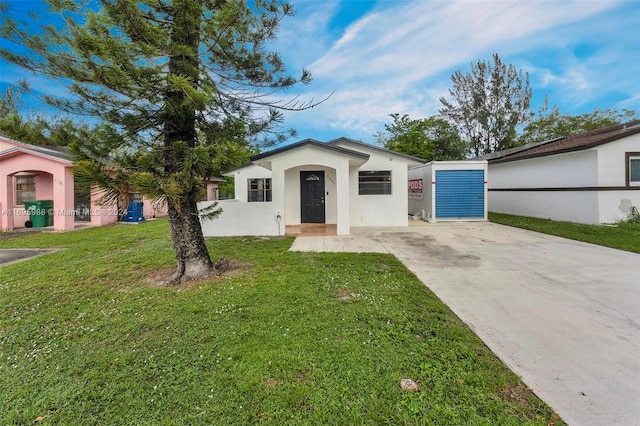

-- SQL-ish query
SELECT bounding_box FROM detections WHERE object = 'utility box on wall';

[408,161,488,222]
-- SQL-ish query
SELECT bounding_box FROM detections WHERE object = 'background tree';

[1,0,316,283]
[518,107,638,144]
[0,87,96,147]
[439,53,539,156]
[375,113,467,161]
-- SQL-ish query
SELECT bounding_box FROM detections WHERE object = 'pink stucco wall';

[2,138,220,231]
[35,173,54,199]
[1,151,74,231]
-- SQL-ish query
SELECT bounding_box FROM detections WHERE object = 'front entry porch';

[285,223,337,236]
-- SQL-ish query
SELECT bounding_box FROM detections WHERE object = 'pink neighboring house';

[0,135,220,231]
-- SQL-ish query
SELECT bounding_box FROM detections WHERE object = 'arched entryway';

[0,148,75,231]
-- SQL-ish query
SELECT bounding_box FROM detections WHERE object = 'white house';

[485,121,640,224]
[198,137,424,236]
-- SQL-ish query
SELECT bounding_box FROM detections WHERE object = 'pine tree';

[1,0,316,283]
[439,53,536,156]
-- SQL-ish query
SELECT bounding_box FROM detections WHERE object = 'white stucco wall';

[490,150,598,189]
[204,164,278,236]
[599,191,640,224]
[198,199,281,236]
[490,191,600,224]
[227,164,272,202]
[596,134,640,222]
[340,144,414,227]
[595,133,640,186]
[488,152,599,224]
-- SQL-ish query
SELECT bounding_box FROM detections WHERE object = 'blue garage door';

[435,170,485,219]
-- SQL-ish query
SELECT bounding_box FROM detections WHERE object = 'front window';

[248,178,272,202]
[359,171,392,195]
[15,175,36,205]
[629,156,640,186]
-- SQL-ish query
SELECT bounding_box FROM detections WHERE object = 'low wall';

[198,200,282,237]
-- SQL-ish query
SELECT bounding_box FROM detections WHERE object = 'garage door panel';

[435,170,485,219]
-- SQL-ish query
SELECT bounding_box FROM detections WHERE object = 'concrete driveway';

[0,249,60,266]
[291,221,640,426]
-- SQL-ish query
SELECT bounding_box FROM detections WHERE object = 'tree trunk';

[166,199,213,284]
[162,0,211,284]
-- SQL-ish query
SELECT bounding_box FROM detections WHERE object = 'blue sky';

[1,0,639,145]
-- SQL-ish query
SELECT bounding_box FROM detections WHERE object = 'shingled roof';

[486,120,640,164]
[0,135,74,162]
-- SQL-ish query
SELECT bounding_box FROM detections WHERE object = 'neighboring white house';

[485,120,640,224]
[198,137,424,236]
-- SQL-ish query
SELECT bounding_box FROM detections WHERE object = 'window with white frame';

[358,170,392,195]
[15,175,36,205]
[629,155,640,186]
[248,178,272,202]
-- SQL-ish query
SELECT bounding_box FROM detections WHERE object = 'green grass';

[0,219,562,425]
[489,212,640,253]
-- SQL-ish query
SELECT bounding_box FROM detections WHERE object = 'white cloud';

[276,1,342,71]
[281,0,634,141]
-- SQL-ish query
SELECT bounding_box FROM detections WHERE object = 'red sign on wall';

[408,179,423,199]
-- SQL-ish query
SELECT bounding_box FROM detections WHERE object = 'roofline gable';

[0,134,74,162]
[0,146,74,165]
[250,138,370,162]
[328,137,426,164]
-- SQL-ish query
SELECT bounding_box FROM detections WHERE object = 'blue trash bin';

[123,201,145,222]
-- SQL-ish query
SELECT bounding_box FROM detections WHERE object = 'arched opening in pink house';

[0,149,75,231]
[1,136,221,232]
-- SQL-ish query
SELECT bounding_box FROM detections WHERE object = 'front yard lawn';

[0,219,562,425]
[489,212,640,253]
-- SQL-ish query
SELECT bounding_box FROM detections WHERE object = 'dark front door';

[300,171,325,223]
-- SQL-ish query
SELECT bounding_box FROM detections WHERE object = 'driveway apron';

[291,221,640,426]
[0,249,61,266]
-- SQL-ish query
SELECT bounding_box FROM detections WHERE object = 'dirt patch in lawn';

[498,380,534,407]
[262,378,280,388]
[143,258,250,288]
[498,381,563,424]
[338,288,357,301]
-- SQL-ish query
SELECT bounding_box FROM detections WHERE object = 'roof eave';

[0,146,74,165]
[328,137,426,164]
[250,138,370,162]
[490,126,640,164]
[489,121,640,164]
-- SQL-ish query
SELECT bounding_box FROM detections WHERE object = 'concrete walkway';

[290,221,640,426]
[0,248,61,266]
